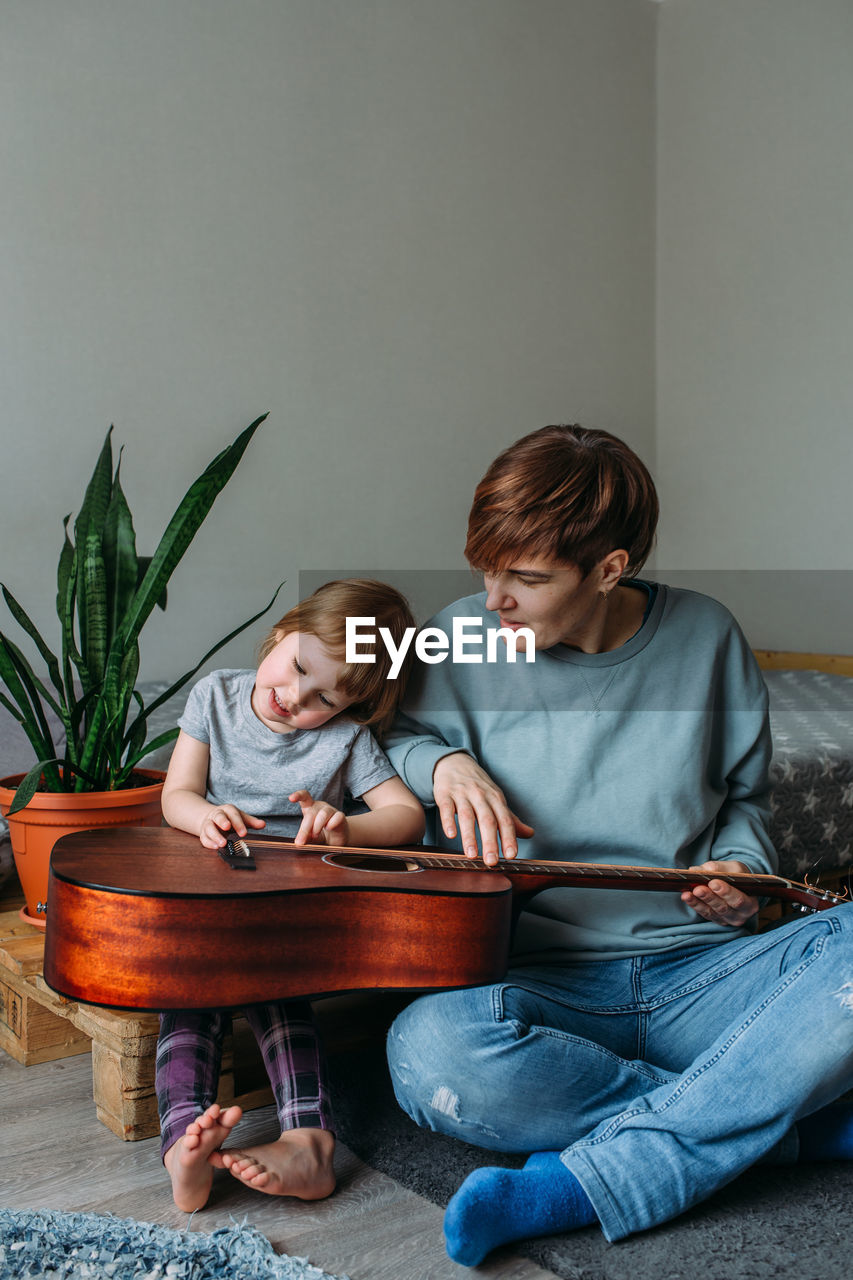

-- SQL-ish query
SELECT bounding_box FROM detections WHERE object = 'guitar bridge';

[220,838,257,870]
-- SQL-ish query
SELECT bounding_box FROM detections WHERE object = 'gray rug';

[0,1208,350,1280]
[328,1045,853,1279]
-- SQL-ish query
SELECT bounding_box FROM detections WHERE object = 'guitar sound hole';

[323,852,423,874]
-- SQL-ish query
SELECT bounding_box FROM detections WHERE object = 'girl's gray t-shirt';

[179,669,396,836]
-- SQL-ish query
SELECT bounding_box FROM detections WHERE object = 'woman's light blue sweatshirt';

[384,583,778,962]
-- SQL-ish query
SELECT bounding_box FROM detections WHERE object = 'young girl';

[157,578,425,1212]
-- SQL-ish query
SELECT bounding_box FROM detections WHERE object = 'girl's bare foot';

[215,1128,336,1200]
[163,1102,243,1211]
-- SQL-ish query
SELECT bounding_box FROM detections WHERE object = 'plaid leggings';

[155,1000,333,1160]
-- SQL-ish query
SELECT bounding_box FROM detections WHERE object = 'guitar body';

[44,826,845,1013]
[43,828,514,1011]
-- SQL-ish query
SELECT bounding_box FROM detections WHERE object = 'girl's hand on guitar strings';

[199,805,266,850]
[681,860,760,926]
[290,790,350,846]
[432,753,534,867]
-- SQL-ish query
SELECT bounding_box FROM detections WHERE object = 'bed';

[757,652,853,884]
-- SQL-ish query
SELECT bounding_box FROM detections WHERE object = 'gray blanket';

[764,669,853,878]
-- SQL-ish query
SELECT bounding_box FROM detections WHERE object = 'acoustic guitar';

[43,826,847,1012]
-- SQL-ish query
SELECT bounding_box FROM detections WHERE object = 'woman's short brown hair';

[464,424,658,578]
[259,579,415,738]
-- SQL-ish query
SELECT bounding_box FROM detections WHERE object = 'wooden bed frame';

[754,650,853,677]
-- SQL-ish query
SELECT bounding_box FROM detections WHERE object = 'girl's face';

[251,631,355,733]
[481,555,605,651]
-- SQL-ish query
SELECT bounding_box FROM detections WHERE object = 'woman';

[384,425,853,1266]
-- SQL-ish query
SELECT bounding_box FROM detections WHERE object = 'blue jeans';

[386,906,853,1241]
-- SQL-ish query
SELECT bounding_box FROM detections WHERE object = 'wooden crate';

[0,910,91,1065]
[66,997,175,1140]
[0,968,92,1065]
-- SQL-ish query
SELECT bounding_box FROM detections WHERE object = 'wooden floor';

[1,1052,555,1280]
[0,875,551,1280]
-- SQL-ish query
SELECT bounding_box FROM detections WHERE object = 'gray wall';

[5,0,850,680]
[656,0,853,650]
[1,0,656,681]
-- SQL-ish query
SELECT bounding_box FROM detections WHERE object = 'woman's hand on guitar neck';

[681,860,760,926]
[432,752,535,867]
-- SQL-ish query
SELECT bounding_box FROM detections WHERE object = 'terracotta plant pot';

[0,770,165,928]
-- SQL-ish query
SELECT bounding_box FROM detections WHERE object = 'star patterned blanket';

[764,669,853,879]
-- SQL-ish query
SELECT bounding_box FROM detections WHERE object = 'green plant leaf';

[73,695,107,790]
[74,428,114,687]
[56,513,74,622]
[6,415,266,795]
[0,630,63,721]
[1,584,67,710]
[103,454,139,648]
[7,754,101,812]
[136,558,167,611]
[67,686,97,744]
[86,414,268,789]
[57,516,84,705]
[0,635,61,788]
[0,688,27,727]
[118,725,180,780]
[119,414,268,649]
[123,706,148,767]
[101,643,141,772]
[8,760,54,812]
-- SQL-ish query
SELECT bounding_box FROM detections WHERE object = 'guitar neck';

[412,853,842,912]
[245,838,845,914]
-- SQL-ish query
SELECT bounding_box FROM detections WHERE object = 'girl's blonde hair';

[258,579,415,738]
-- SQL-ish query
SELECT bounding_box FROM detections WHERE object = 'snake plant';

[0,413,278,812]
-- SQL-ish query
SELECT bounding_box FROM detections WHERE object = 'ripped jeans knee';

[383,981,629,1153]
[385,987,523,1151]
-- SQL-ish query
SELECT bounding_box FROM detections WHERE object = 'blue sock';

[443,1151,597,1267]
[798,1101,853,1161]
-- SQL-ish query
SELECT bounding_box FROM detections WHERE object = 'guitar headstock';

[789,878,848,913]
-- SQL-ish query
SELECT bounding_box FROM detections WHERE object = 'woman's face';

[481,556,606,651]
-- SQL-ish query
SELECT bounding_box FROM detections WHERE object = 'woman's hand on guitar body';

[290,790,350,846]
[432,752,535,867]
[681,860,760,926]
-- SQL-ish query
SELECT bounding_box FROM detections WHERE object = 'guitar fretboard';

[403,853,789,890]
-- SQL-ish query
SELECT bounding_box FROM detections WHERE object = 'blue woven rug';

[0,1208,350,1280]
